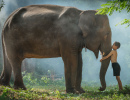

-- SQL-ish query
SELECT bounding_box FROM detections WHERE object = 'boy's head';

[112,41,120,50]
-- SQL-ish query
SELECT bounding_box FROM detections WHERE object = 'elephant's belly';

[24,53,61,58]
[24,52,61,58]
[22,35,61,58]
[23,45,61,58]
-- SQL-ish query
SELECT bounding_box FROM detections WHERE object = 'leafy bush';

[22,71,65,89]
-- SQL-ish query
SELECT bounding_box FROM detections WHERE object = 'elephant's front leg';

[62,52,79,94]
[75,52,85,93]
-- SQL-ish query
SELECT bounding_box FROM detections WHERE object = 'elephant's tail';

[0,31,5,80]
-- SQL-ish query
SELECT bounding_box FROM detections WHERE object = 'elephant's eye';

[106,32,109,35]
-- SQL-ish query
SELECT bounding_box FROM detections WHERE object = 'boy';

[100,41,123,91]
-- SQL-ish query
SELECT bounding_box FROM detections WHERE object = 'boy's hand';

[103,52,105,55]
[100,52,105,56]
[100,59,102,62]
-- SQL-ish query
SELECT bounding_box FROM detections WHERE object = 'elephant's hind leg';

[3,37,26,89]
[0,52,12,86]
[9,57,26,90]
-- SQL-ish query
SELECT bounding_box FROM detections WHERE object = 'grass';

[0,82,130,100]
[0,72,130,99]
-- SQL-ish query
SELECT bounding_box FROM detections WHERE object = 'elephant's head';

[78,11,112,91]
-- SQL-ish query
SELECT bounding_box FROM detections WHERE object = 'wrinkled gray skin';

[0,5,111,93]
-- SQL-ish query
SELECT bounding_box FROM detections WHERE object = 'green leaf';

[97,0,130,27]
[116,19,130,27]
[101,3,111,7]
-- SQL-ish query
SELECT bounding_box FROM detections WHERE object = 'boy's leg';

[116,76,123,90]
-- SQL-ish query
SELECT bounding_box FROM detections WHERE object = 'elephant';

[0,4,112,93]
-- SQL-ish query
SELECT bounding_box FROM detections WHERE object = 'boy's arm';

[100,51,113,62]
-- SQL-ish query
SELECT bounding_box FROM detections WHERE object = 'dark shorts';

[112,62,121,76]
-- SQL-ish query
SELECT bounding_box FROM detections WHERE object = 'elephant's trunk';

[99,50,111,91]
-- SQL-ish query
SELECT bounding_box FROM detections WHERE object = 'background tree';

[0,0,4,11]
[96,0,130,27]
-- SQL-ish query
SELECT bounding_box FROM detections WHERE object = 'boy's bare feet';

[116,76,123,90]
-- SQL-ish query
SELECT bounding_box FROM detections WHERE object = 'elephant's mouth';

[94,51,99,59]
[94,43,101,59]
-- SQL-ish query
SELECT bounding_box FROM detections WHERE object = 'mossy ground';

[0,82,130,100]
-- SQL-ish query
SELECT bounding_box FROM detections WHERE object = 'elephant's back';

[4,5,81,31]
[21,4,81,25]
[4,5,63,29]
[22,5,65,19]
[2,4,82,46]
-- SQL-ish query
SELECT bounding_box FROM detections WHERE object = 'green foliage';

[116,18,130,27]
[22,72,38,87]
[21,71,65,89]
[96,0,130,27]
[1,84,130,100]
[0,86,48,100]
[41,75,51,84]
[3,73,129,99]
[0,0,4,11]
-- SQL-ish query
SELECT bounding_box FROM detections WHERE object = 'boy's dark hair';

[114,41,120,49]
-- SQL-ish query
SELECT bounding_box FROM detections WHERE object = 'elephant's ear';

[78,11,89,37]
[104,32,109,41]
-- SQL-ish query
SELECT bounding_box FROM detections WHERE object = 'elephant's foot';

[14,83,26,90]
[0,78,10,87]
[99,87,105,91]
[66,88,79,94]
[76,87,85,93]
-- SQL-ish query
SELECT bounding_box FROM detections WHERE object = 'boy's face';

[112,43,118,50]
